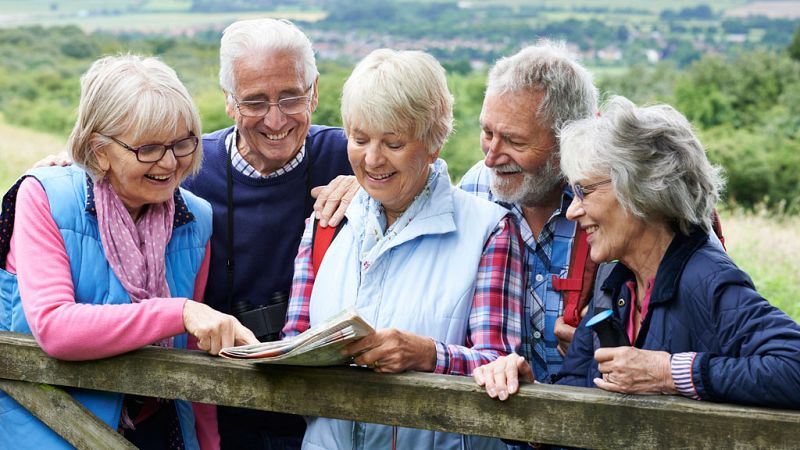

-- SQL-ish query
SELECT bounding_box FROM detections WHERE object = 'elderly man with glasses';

[181,18,353,450]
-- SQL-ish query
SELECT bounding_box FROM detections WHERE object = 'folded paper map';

[219,308,375,366]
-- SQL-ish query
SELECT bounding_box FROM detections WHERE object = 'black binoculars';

[231,291,289,342]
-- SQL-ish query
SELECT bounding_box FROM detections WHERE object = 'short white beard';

[490,154,564,207]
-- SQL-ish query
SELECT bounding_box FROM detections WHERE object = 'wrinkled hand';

[310,175,359,227]
[182,300,258,355]
[554,317,577,357]
[32,152,72,169]
[554,305,588,356]
[341,328,436,373]
[593,347,676,395]
[473,353,534,401]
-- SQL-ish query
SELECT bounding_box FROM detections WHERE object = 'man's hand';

[341,328,436,373]
[182,300,258,355]
[593,347,676,395]
[554,304,588,356]
[473,353,535,401]
[32,152,72,169]
[310,175,359,227]
[554,317,577,357]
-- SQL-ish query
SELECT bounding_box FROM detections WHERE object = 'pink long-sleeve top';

[5,177,218,450]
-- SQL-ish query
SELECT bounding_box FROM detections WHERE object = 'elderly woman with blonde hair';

[282,49,524,449]
[0,55,257,449]
[475,96,800,410]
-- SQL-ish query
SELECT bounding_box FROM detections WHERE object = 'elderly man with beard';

[459,40,599,385]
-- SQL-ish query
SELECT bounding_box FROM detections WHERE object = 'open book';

[219,308,375,366]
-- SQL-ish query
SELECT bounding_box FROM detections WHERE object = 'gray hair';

[219,18,317,95]
[559,96,725,235]
[486,40,598,135]
[68,55,202,180]
[341,49,453,154]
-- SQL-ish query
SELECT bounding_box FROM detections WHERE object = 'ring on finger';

[372,360,381,369]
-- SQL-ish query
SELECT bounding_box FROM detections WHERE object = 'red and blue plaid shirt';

[282,215,524,376]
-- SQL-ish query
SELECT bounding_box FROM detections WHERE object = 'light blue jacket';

[0,166,211,449]
[303,160,510,450]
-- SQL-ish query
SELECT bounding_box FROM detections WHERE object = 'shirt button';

[535,274,544,282]
[533,331,542,339]
[618,298,626,307]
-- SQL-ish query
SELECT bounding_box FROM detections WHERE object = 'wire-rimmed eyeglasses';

[572,179,612,201]
[232,84,313,117]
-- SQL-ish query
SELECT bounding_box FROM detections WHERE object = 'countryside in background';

[1,0,798,318]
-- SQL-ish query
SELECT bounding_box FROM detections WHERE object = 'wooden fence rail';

[1,331,799,449]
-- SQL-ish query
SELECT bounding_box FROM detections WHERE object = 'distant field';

[726,1,800,19]
[471,0,748,13]
[0,117,66,191]
[0,1,324,32]
[0,0,755,33]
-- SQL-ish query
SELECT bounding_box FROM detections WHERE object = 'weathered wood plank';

[0,379,136,450]
[1,331,798,449]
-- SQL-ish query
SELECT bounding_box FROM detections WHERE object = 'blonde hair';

[68,55,203,179]
[341,49,453,153]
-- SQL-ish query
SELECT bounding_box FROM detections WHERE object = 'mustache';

[491,162,524,174]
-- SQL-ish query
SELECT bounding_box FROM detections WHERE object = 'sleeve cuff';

[671,352,701,400]
[433,340,449,374]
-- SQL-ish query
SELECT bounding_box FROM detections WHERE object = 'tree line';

[1,25,798,212]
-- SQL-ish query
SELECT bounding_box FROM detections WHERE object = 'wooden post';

[0,379,136,450]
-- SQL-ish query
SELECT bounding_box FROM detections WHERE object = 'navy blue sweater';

[182,125,351,436]
[184,125,351,314]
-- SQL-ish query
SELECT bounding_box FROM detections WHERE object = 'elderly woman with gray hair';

[0,55,257,449]
[282,49,524,449]
[475,96,800,409]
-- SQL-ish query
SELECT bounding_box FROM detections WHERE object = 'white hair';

[219,18,317,94]
[487,40,598,134]
[559,96,725,235]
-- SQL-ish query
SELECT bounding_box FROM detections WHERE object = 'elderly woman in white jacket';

[281,49,525,449]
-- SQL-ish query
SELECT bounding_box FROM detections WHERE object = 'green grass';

[722,210,800,320]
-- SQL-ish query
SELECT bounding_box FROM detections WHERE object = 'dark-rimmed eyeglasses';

[232,84,313,118]
[572,179,612,201]
[101,134,199,163]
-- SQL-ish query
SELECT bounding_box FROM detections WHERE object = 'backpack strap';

[552,226,598,328]
[311,217,347,277]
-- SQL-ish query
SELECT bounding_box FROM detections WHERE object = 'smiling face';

[230,49,318,174]
[95,123,195,219]
[347,127,438,224]
[479,90,564,207]
[566,177,649,264]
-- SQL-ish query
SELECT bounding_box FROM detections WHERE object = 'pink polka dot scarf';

[94,178,175,345]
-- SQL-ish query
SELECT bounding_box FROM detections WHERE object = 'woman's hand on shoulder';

[473,353,534,401]
[182,300,258,355]
[342,328,436,373]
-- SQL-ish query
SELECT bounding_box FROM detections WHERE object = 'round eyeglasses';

[232,85,313,118]
[101,134,199,163]
[572,179,612,201]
